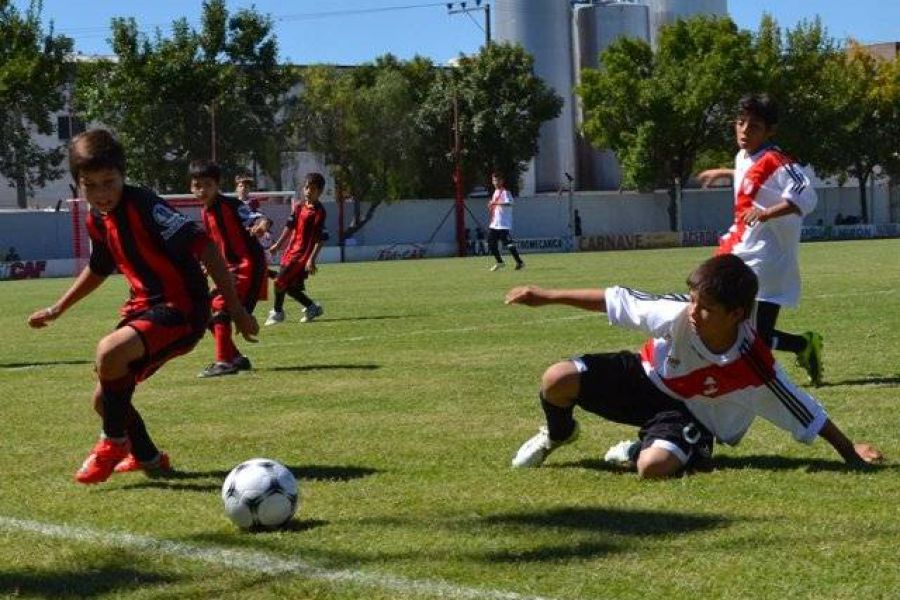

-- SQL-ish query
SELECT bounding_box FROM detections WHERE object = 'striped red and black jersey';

[86,185,210,322]
[281,200,326,267]
[201,194,266,279]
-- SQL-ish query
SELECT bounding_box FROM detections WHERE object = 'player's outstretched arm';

[697,168,735,188]
[818,419,884,468]
[27,266,106,328]
[199,241,260,342]
[505,286,607,312]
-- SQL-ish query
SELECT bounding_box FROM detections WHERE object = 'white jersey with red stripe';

[716,144,817,307]
[489,188,514,230]
[604,286,828,446]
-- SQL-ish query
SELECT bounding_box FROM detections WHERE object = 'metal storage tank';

[573,1,650,189]
[641,0,728,50]
[495,0,577,193]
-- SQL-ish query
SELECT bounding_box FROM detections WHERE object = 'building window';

[58,115,86,140]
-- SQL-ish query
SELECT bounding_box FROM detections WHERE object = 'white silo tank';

[642,0,728,49]
[495,0,576,193]
[573,1,650,189]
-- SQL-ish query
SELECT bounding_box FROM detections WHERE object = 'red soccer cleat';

[74,438,131,484]
[113,451,171,474]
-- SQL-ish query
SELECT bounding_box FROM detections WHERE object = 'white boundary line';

[0,516,565,600]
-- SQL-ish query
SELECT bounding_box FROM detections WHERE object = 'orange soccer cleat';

[74,438,130,484]
[113,451,171,474]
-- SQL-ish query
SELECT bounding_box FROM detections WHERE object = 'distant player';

[235,172,260,211]
[487,171,524,271]
[190,160,267,377]
[506,254,882,478]
[698,93,823,385]
[264,172,327,325]
[27,129,258,484]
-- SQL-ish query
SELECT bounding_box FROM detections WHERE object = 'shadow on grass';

[0,563,173,598]
[263,363,380,373]
[0,359,93,369]
[816,375,900,388]
[710,454,893,473]
[118,464,379,492]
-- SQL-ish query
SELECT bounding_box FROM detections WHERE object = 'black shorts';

[572,351,714,469]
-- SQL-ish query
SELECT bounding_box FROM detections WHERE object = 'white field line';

[0,516,565,600]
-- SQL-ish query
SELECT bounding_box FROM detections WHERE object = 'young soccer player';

[27,129,258,484]
[264,172,327,325]
[235,172,260,211]
[487,171,524,271]
[698,93,823,385]
[190,160,267,377]
[505,254,882,479]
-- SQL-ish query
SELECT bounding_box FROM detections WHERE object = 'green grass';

[2,240,899,599]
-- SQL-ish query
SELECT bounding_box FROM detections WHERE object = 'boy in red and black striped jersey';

[506,254,882,478]
[264,172,327,325]
[27,129,259,485]
[190,160,267,377]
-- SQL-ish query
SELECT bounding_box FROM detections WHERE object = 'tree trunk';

[857,164,869,224]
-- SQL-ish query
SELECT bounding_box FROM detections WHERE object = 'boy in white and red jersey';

[699,93,823,385]
[487,171,524,271]
[505,254,882,479]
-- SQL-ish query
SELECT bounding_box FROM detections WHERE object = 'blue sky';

[17,0,900,66]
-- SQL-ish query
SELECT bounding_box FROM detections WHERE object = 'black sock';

[540,393,575,442]
[125,406,159,462]
[507,244,523,265]
[773,330,807,354]
[287,287,314,308]
[273,289,286,312]
[100,375,135,439]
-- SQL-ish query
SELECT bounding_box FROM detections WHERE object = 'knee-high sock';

[286,286,314,308]
[772,330,807,354]
[125,406,160,462]
[541,393,575,442]
[212,321,238,363]
[273,289,287,312]
[99,374,136,440]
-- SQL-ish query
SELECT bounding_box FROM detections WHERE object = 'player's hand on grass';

[233,308,259,343]
[505,286,548,306]
[27,306,59,328]
[852,443,884,466]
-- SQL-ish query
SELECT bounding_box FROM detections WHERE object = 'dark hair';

[737,93,778,126]
[686,254,758,316]
[304,172,326,191]
[189,160,221,182]
[491,170,505,180]
[69,129,126,180]
[235,172,253,184]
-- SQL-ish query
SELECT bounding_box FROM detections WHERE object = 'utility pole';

[446,1,491,47]
[453,89,466,257]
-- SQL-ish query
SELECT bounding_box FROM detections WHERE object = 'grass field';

[2,240,899,599]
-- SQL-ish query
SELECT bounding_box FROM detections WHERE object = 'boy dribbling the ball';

[27,129,258,484]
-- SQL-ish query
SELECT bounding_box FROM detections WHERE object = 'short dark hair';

[235,172,253,184]
[305,172,326,191]
[737,93,778,126]
[189,160,221,182]
[686,254,758,316]
[69,129,126,180]
[491,170,505,180]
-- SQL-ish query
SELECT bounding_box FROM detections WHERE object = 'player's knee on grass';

[635,445,684,479]
[540,361,580,408]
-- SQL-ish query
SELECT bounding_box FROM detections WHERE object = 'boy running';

[506,254,881,478]
[27,129,258,484]
[264,173,327,325]
[190,160,267,377]
[699,93,823,385]
[487,171,525,271]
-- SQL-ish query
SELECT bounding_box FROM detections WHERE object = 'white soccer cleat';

[603,439,640,468]
[300,303,323,323]
[489,262,505,272]
[264,310,285,326]
[511,422,579,468]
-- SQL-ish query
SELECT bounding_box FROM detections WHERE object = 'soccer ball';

[221,458,299,530]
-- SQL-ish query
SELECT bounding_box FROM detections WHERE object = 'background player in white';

[505,254,882,479]
[698,93,823,385]
[487,171,524,271]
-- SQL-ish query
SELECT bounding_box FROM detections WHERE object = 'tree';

[293,56,445,238]
[0,0,72,207]
[74,0,291,191]
[418,42,563,194]
[578,16,754,231]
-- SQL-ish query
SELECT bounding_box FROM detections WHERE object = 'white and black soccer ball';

[221,458,299,530]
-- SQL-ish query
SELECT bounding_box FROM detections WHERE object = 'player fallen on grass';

[190,160,267,378]
[264,172,327,325]
[27,129,258,484]
[698,93,824,386]
[506,254,882,478]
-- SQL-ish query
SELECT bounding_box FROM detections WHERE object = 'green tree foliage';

[0,0,72,207]
[578,16,753,230]
[418,42,563,194]
[74,0,290,191]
